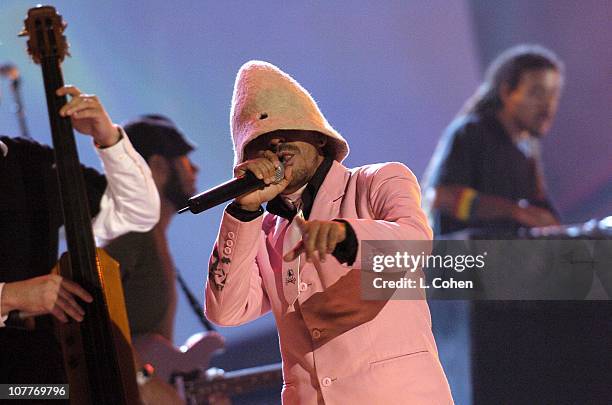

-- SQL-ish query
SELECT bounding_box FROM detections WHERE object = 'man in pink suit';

[205,61,453,404]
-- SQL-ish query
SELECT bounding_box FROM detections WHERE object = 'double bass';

[20,6,139,404]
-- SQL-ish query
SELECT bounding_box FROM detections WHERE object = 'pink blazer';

[205,161,453,404]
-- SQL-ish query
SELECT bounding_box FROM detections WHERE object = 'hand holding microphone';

[179,151,292,214]
[234,150,292,211]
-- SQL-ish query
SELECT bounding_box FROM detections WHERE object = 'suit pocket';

[369,349,429,368]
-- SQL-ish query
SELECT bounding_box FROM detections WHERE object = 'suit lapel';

[309,161,350,222]
[267,161,350,257]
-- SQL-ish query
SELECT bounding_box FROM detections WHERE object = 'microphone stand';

[175,267,216,332]
[0,63,31,139]
[11,77,31,139]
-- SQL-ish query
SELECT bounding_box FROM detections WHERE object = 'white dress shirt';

[0,129,160,326]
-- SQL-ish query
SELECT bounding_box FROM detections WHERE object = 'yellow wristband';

[456,188,477,222]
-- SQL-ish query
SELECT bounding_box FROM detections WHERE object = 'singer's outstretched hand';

[234,150,293,211]
[283,217,347,263]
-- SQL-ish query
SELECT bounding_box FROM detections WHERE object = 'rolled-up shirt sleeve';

[92,128,160,244]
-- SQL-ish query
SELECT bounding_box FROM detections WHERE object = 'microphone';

[0,63,19,81]
[0,63,20,103]
[178,163,284,214]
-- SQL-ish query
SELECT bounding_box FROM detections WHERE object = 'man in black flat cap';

[104,114,198,342]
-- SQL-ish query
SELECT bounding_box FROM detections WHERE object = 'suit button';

[321,377,332,387]
[312,329,321,339]
[225,239,234,247]
[299,282,308,292]
[227,231,235,239]
[223,246,232,255]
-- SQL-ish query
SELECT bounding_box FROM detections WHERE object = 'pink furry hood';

[230,60,349,165]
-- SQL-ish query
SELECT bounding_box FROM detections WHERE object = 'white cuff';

[94,127,131,160]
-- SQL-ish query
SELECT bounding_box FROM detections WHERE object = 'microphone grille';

[274,162,285,183]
